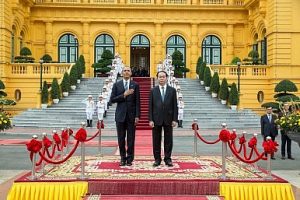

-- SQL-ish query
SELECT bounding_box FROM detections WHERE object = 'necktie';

[125,81,128,90]
[161,86,165,102]
[268,114,271,122]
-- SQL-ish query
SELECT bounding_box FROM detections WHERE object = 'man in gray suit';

[110,66,140,166]
[149,71,178,167]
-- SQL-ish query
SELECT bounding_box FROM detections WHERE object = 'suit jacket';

[110,80,140,123]
[149,85,178,126]
[260,114,278,137]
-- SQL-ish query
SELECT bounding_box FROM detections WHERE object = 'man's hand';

[172,121,177,127]
[124,89,134,97]
[135,117,139,125]
[149,121,154,128]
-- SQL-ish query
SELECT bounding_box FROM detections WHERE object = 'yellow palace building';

[0,0,300,113]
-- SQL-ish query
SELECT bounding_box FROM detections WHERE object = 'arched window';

[166,35,186,65]
[94,34,114,63]
[261,30,267,64]
[253,33,258,51]
[11,26,16,63]
[131,34,150,47]
[202,35,221,64]
[58,34,78,63]
[20,31,24,50]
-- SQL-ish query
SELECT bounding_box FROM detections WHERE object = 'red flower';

[53,133,61,144]
[75,128,87,142]
[239,135,246,144]
[42,137,52,148]
[61,130,69,147]
[26,139,42,153]
[248,137,257,148]
[263,140,278,154]
[219,129,231,142]
[230,131,237,140]
[191,123,199,130]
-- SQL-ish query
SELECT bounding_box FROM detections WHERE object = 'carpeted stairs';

[133,77,152,130]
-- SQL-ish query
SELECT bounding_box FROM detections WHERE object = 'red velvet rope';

[61,130,69,147]
[254,147,267,160]
[195,130,221,144]
[39,141,80,164]
[228,142,265,163]
[84,130,100,142]
[45,144,57,159]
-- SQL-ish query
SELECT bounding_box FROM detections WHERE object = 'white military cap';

[88,95,93,98]
[178,93,183,98]
[98,94,103,98]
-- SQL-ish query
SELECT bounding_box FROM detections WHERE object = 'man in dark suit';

[149,71,178,167]
[110,66,140,166]
[278,103,294,160]
[260,106,278,159]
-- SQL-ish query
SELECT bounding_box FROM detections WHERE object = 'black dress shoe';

[281,156,286,160]
[288,157,295,160]
[119,161,126,166]
[165,161,173,167]
[153,161,161,167]
[271,157,276,160]
[126,161,133,166]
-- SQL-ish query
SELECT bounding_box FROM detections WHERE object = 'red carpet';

[84,195,224,200]
[133,77,152,130]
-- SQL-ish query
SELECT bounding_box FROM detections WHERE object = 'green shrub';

[275,79,298,93]
[203,67,212,87]
[210,72,220,94]
[231,57,241,65]
[20,47,32,56]
[261,102,279,110]
[196,56,203,75]
[69,65,78,86]
[92,50,114,74]
[60,72,70,93]
[78,55,86,74]
[219,78,229,101]
[228,82,239,105]
[50,78,61,100]
[199,62,206,81]
[172,50,189,77]
[41,81,49,104]
[41,54,52,63]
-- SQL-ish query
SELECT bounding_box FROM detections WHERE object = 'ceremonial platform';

[7,153,294,200]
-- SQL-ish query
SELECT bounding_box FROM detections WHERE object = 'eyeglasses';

[123,70,131,72]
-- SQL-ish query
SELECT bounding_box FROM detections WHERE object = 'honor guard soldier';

[82,95,95,127]
[96,94,106,123]
[177,94,184,128]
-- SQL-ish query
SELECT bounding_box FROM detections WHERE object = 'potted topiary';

[199,62,206,85]
[196,56,203,79]
[92,49,114,77]
[61,72,70,97]
[69,65,78,90]
[210,72,220,98]
[203,66,212,91]
[41,81,49,109]
[78,55,86,78]
[50,78,61,104]
[228,82,239,110]
[41,54,52,63]
[219,78,229,105]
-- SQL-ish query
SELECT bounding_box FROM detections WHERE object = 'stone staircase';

[179,78,260,132]
[12,78,261,133]
[12,77,117,129]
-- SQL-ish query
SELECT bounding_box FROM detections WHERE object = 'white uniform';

[82,98,95,120]
[96,100,106,121]
[178,99,184,120]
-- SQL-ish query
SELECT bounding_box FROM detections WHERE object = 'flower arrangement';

[0,112,12,131]
[276,111,300,133]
